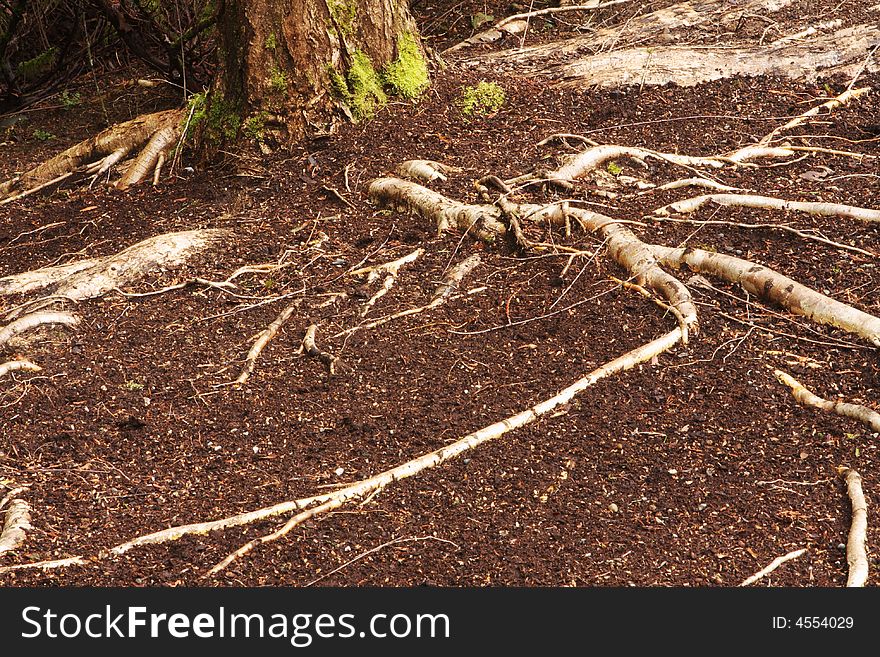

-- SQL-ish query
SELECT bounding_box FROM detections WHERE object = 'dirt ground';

[1,0,879,587]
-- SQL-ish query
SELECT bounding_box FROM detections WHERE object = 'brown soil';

[1,0,879,587]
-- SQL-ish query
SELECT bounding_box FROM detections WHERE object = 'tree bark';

[216,0,422,142]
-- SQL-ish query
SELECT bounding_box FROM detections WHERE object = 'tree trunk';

[215,0,425,144]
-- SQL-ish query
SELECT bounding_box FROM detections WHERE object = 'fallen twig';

[234,301,301,385]
[301,324,340,374]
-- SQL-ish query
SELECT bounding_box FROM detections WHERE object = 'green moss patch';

[383,33,429,99]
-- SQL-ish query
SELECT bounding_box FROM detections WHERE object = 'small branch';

[234,301,300,385]
[739,548,807,586]
[837,467,868,587]
[774,370,880,432]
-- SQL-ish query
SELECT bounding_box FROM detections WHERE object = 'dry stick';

[301,324,339,374]
[0,498,32,555]
[774,370,880,432]
[837,467,868,587]
[739,548,807,586]
[650,216,878,259]
[234,301,300,386]
[0,311,80,347]
[334,254,481,339]
[0,172,74,206]
[207,326,684,576]
[655,193,880,223]
[350,248,423,316]
[0,359,41,379]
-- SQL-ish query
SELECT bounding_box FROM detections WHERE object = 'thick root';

[0,109,184,199]
[774,370,880,432]
[656,193,880,223]
[838,467,869,587]
[650,245,880,346]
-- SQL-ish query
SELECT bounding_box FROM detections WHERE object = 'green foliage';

[59,90,81,110]
[16,47,58,81]
[383,33,429,99]
[32,128,55,141]
[243,112,268,143]
[123,380,144,391]
[458,81,505,117]
[264,33,278,50]
[607,161,623,176]
[268,64,288,93]
[328,51,387,120]
[187,91,241,144]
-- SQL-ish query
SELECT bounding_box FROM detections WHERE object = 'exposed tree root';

[207,326,683,575]
[335,253,482,338]
[369,177,505,241]
[739,548,807,586]
[349,248,423,316]
[837,467,869,587]
[758,87,872,146]
[0,229,231,316]
[395,160,461,183]
[649,245,880,347]
[0,311,80,348]
[774,370,880,433]
[548,25,880,89]
[655,193,880,223]
[643,177,744,194]
[0,109,184,199]
[301,324,340,374]
[455,0,794,63]
[234,300,301,386]
[0,498,32,555]
[0,358,41,378]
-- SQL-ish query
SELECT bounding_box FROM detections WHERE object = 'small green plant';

[262,278,277,290]
[264,33,278,50]
[59,90,81,110]
[32,129,55,141]
[607,161,623,176]
[268,64,289,93]
[123,380,144,391]
[243,113,267,143]
[458,81,505,117]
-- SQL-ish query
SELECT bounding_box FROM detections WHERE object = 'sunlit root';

[368,177,505,241]
[336,254,482,338]
[395,160,462,183]
[350,248,423,316]
[301,324,340,374]
[739,548,807,586]
[0,498,32,555]
[837,467,868,587]
[0,109,184,199]
[642,177,744,194]
[234,301,301,386]
[541,144,794,186]
[1,230,230,314]
[655,193,880,223]
[0,312,80,348]
[0,358,41,378]
[208,326,683,575]
[650,244,880,346]
[758,87,871,146]
[116,124,180,190]
[774,370,880,432]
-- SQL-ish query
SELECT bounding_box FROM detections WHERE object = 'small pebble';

[609,503,619,513]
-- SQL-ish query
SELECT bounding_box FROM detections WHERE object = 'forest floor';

[1,0,879,587]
